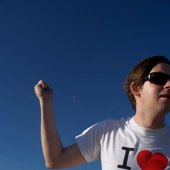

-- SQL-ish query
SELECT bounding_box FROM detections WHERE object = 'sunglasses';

[144,72,170,85]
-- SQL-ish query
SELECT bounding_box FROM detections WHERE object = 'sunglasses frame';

[144,72,170,85]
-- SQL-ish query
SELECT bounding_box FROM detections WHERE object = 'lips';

[161,95,170,98]
[159,90,170,98]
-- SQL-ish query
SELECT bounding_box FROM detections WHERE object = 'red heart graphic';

[137,150,168,170]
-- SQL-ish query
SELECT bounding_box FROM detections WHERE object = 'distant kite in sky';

[72,96,76,104]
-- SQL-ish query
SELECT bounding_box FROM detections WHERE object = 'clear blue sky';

[0,0,170,170]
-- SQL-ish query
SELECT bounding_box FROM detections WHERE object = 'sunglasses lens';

[148,73,168,85]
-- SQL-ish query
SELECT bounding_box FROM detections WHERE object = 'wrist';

[39,98,53,106]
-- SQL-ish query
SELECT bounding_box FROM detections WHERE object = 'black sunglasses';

[144,72,170,85]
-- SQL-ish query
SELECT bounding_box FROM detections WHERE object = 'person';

[34,55,170,170]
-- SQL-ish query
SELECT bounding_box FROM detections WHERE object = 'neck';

[134,112,166,129]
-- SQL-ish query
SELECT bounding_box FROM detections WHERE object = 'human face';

[139,63,170,115]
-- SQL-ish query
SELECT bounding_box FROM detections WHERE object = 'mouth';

[159,90,170,99]
[159,94,170,99]
[160,95,170,99]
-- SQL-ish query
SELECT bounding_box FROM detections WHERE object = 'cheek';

[140,84,159,100]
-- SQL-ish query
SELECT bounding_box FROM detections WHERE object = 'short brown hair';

[123,55,170,110]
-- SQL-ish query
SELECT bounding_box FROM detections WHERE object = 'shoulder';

[100,117,131,128]
[89,117,132,134]
[76,117,132,138]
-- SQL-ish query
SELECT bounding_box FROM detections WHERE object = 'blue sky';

[0,0,170,170]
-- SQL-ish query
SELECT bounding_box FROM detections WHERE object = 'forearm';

[40,100,63,168]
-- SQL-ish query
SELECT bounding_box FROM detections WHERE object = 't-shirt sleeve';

[75,120,107,162]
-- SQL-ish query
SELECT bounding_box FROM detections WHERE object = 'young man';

[34,55,170,170]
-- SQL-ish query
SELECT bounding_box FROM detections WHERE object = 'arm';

[34,80,86,169]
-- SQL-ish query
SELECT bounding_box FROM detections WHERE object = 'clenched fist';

[34,80,53,102]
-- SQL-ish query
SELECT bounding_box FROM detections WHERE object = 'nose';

[164,79,170,88]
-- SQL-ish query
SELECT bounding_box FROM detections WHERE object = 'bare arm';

[34,80,86,169]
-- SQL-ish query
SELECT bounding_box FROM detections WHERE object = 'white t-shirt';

[75,117,170,170]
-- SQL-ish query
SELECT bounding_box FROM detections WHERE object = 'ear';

[130,82,140,97]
